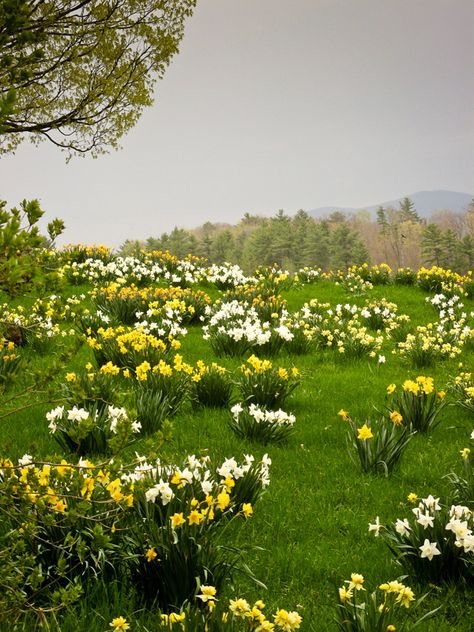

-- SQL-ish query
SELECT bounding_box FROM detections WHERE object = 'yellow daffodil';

[109,616,129,631]
[170,512,185,528]
[145,548,158,562]
[389,411,403,426]
[242,503,253,518]
[357,424,373,440]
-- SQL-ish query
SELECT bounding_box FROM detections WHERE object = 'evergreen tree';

[210,229,234,264]
[330,223,369,270]
[399,197,421,223]
[291,210,313,269]
[241,222,273,272]
[301,220,331,269]
[421,224,444,266]
[267,210,293,268]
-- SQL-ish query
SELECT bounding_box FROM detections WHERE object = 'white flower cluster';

[203,263,256,288]
[122,453,271,504]
[1,304,66,341]
[63,256,203,286]
[46,404,141,434]
[425,293,473,347]
[231,403,296,428]
[202,300,294,347]
[396,495,474,557]
[134,306,188,338]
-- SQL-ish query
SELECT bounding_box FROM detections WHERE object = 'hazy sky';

[1,0,473,247]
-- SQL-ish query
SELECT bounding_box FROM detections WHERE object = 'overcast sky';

[1,0,473,248]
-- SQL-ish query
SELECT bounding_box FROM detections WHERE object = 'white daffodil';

[419,539,441,561]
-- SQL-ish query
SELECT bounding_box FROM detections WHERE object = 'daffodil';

[357,424,373,440]
[109,616,130,631]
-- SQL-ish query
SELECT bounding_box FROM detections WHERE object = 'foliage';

[0,198,64,295]
[0,455,134,623]
[0,0,196,155]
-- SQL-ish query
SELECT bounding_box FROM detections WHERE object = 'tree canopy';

[0,0,196,155]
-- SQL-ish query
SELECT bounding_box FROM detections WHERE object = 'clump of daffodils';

[335,573,434,632]
[202,300,294,358]
[236,355,301,409]
[112,589,302,630]
[0,338,22,388]
[338,409,415,476]
[448,371,474,414]
[230,403,296,445]
[396,323,463,367]
[47,404,141,455]
[371,494,474,584]
[386,376,446,433]
[190,361,234,409]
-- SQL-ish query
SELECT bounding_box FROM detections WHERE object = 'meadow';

[1,251,473,632]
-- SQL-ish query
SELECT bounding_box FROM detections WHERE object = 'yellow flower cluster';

[62,243,111,259]
[135,355,194,382]
[1,458,134,512]
[241,355,299,379]
[416,265,467,289]
[1,338,17,362]
[397,325,462,361]
[402,376,434,396]
[339,573,415,610]
[229,596,302,630]
[87,326,179,358]
[192,360,227,383]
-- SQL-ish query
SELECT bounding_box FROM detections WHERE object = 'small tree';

[0,199,64,295]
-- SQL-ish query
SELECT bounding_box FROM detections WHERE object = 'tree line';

[119,198,474,273]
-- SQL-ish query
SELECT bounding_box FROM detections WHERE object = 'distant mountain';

[309,190,473,220]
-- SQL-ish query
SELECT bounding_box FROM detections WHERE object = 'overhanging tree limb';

[0,0,196,156]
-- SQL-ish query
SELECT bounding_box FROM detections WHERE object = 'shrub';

[0,199,64,296]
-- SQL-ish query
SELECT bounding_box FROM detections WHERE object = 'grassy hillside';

[1,254,473,631]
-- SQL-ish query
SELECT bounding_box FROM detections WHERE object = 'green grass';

[1,279,473,631]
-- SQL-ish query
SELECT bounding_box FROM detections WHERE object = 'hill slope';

[309,190,473,219]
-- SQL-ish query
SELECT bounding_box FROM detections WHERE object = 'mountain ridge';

[309,190,473,219]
